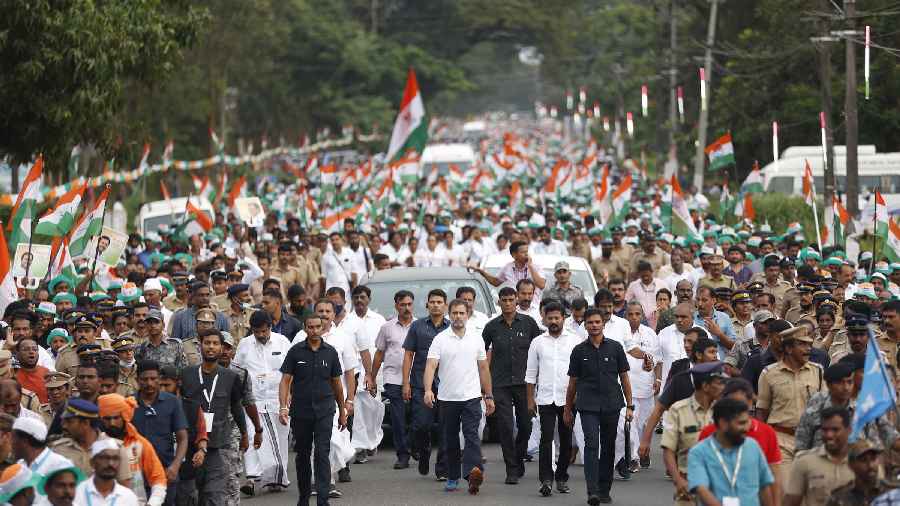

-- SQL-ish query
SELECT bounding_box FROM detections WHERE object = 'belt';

[772,425,796,436]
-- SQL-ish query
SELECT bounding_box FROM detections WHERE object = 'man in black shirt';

[482,286,542,483]
[278,314,347,506]
[179,329,247,506]
[565,307,633,505]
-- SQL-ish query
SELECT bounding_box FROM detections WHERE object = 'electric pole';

[844,0,860,216]
[813,0,837,212]
[668,0,678,155]
[693,0,720,191]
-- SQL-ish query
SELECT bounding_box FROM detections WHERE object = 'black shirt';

[567,337,629,414]
[742,347,829,392]
[482,313,543,387]
[273,312,303,342]
[179,365,246,449]
[280,340,342,418]
[658,370,694,407]
[402,317,449,390]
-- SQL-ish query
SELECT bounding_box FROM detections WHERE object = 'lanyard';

[199,368,219,409]
[710,440,743,493]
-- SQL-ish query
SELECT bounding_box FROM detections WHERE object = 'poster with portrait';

[83,227,128,269]
[13,244,51,286]
[234,197,266,228]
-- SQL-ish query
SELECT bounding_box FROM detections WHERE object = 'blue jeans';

[411,387,447,477]
[383,384,409,459]
[580,410,619,497]
[439,398,483,481]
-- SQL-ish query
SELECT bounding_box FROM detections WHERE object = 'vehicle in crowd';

[136,196,215,237]
[362,266,497,319]
[479,252,599,302]
[420,143,477,176]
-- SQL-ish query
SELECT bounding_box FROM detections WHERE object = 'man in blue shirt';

[401,288,449,480]
[169,281,230,341]
[694,286,737,360]
[688,398,775,506]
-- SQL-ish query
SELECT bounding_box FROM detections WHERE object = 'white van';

[136,196,215,237]
[421,143,476,176]
[760,145,900,209]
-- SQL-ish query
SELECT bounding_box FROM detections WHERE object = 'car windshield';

[365,279,492,319]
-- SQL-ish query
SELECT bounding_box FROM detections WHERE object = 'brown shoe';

[467,467,483,495]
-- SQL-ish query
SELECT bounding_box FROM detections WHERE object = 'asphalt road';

[245,435,673,506]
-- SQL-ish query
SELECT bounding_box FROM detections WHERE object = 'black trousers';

[439,398,483,481]
[196,448,226,506]
[411,387,447,477]
[538,403,572,484]
[293,412,334,506]
[580,410,619,497]
[494,384,531,477]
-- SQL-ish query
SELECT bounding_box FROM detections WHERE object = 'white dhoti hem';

[351,392,385,451]
[243,402,291,487]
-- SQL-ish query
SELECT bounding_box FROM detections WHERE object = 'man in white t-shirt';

[321,233,357,295]
[437,231,467,267]
[422,298,495,495]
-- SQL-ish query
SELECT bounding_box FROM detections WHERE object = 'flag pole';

[811,190,822,253]
[88,184,112,283]
[22,211,37,287]
[872,187,879,275]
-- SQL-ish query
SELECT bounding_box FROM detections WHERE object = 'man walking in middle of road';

[422,298,495,495]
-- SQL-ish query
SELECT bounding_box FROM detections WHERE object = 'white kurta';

[234,331,292,487]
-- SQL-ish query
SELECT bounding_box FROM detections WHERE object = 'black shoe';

[435,474,448,482]
[504,475,519,485]
[338,468,352,483]
[366,449,376,457]
[629,459,640,473]
[394,458,410,469]
[328,485,342,498]
[240,482,254,496]
[598,494,612,504]
[615,458,631,481]
[556,481,570,494]
[539,481,552,497]
[354,450,368,464]
[523,454,534,462]
[640,455,651,469]
[418,456,429,476]
[587,495,601,506]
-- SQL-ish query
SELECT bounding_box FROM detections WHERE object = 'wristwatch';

[627,405,635,410]
[483,395,494,400]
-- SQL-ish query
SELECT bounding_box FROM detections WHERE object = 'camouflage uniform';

[134,336,186,373]
[794,391,899,452]
[222,362,255,505]
[182,338,202,367]
[827,480,893,506]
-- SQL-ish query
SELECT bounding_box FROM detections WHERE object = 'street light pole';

[693,0,720,191]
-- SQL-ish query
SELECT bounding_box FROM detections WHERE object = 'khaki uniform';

[757,360,824,463]
[182,337,202,367]
[698,275,736,291]
[211,294,229,313]
[20,389,41,413]
[610,246,634,280]
[830,330,895,367]
[162,294,187,312]
[227,307,251,342]
[50,432,133,484]
[762,279,792,312]
[591,258,624,284]
[732,317,751,343]
[38,404,55,427]
[292,256,318,291]
[630,249,669,278]
[307,247,324,279]
[569,241,591,263]
[117,366,138,397]
[781,287,800,317]
[660,395,714,506]
[784,446,853,506]
[54,344,80,377]
[784,305,812,326]
[269,264,303,293]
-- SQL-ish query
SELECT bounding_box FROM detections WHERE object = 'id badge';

[203,411,215,433]
[723,497,740,506]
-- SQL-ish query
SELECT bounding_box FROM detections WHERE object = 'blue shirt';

[694,310,737,360]
[170,306,230,341]
[402,316,449,390]
[131,391,189,466]
[687,435,774,506]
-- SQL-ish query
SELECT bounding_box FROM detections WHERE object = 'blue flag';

[851,335,897,440]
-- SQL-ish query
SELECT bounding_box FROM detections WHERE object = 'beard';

[547,323,561,334]
[105,425,126,439]
[725,431,745,446]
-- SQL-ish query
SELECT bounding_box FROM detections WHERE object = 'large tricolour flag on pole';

[70,186,110,258]
[611,174,632,224]
[385,68,428,164]
[7,156,43,251]
[824,195,850,248]
[704,133,735,171]
[670,175,700,239]
[876,189,890,238]
[740,162,765,193]
[183,200,214,237]
[35,183,85,236]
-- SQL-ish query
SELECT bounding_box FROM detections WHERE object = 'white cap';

[143,278,163,293]
[12,417,47,442]
[90,438,120,458]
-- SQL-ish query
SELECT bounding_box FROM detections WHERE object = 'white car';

[135,196,215,237]
[479,252,598,303]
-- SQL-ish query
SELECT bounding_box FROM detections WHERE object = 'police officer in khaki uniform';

[785,282,816,325]
[50,399,133,485]
[609,227,634,280]
[784,406,854,506]
[269,242,303,296]
[698,255,736,292]
[830,313,895,367]
[210,270,230,311]
[182,308,218,367]
[162,272,190,311]
[629,232,669,280]
[225,283,252,342]
[111,337,139,397]
[660,362,726,506]
[55,315,104,376]
[42,372,71,427]
[731,290,754,343]
[758,255,792,310]
[757,325,824,466]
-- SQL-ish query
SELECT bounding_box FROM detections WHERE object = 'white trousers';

[613,396,654,465]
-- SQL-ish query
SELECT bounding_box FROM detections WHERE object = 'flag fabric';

[67,145,81,180]
[227,176,246,207]
[734,193,755,221]
[183,200,213,237]
[670,175,700,239]
[7,157,44,251]
[160,181,172,202]
[882,218,900,264]
[802,160,816,207]
[825,196,850,248]
[49,236,77,282]
[0,224,17,315]
[719,183,733,221]
[508,181,524,212]
[163,140,174,165]
[390,152,420,185]
[875,189,890,238]
[611,174,632,224]
[386,68,428,163]
[704,133,735,171]
[740,162,765,193]
[851,335,897,440]
[320,164,339,192]
[34,183,84,236]
[69,186,110,258]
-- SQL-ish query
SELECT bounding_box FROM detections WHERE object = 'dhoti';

[350,390,385,452]
[244,400,291,487]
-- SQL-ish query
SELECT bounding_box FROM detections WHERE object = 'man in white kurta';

[617,302,661,471]
[233,310,293,487]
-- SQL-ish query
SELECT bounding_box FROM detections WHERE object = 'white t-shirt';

[427,326,487,402]
[438,243,467,267]
[321,247,354,293]
[603,314,632,344]
[624,324,661,399]
[75,477,139,506]
[342,308,386,355]
[657,324,688,384]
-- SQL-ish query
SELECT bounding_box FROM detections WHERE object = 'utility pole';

[668,0,678,154]
[693,0,720,191]
[844,0,860,216]
[813,0,837,212]
[371,0,378,34]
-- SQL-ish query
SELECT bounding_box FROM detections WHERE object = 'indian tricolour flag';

[670,175,700,239]
[183,199,214,238]
[7,156,43,251]
[70,186,110,258]
[734,194,756,221]
[572,161,593,193]
[740,161,765,193]
[320,164,339,192]
[385,68,428,163]
[508,181,524,212]
[884,217,900,263]
[704,133,735,171]
[390,152,420,185]
[803,160,816,208]
[0,224,16,315]
[824,195,849,248]
[611,174,632,224]
[35,183,85,236]
[875,189,890,237]
[593,164,610,217]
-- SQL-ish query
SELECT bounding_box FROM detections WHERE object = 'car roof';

[363,267,482,283]
[481,253,591,271]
